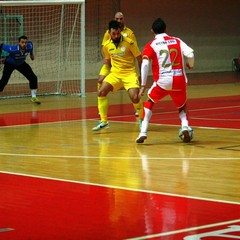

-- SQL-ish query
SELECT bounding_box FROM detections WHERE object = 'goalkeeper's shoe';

[92,121,109,131]
[31,97,41,104]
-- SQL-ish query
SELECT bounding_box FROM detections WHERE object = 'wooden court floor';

[0,72,239,239]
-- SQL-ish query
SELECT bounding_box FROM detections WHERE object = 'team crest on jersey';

[120,46,126,52]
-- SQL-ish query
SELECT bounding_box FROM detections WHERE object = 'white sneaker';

[92,121,110,131]
[136,132,147,143]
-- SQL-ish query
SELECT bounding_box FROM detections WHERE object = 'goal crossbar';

[0,1,85,6]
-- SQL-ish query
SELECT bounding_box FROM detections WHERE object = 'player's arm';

[102,45,111,67]
[1,43,10,53]
[103,58,111,67]
[27,41,35,60]
[129,32,137,43]
[186,52,194,69]
[136,54,142,73]
[181,40,194,69]
[129,39,142,70]
[0,43,10,63]
[139,56,149,97]
[101,30,110,58]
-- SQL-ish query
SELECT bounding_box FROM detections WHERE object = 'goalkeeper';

[0,35,40,104]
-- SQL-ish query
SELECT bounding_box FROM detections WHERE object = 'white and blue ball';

[178,127,194,141]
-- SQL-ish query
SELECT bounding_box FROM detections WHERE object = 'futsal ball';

[178,127,194,142]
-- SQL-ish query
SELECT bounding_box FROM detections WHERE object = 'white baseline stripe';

[192,117,240,121]
[0,228,14,233]
[0,171,240,206]
[127,219,240,239]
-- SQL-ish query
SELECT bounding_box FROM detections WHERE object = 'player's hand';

[102,58,108,64]
[30,55,35,61]
[186,63,193,69]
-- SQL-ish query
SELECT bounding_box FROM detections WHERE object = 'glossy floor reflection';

[1,173,240,239]
[0,79,239,239]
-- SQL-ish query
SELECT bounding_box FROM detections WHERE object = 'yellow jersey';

[102,36,141,75]
[101,26,137,45]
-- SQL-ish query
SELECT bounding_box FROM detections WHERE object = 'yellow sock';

[98,96,109,122]
[133,99,143,120]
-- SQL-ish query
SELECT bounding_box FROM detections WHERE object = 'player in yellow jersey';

[98,12,140,117]
[92,20,143,131]
[98,12,137,88]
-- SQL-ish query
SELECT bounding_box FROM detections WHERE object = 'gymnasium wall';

[119,0,240,73]
[87,0,239,77]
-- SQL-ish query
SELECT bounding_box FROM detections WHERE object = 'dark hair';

[108,20,120,31]
[18,35,28,42]
[152,18,166,34]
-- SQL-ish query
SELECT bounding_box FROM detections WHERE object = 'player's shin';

[141,107,152,133]
[133,99,143,120]
[179,109,189,128]
[98,96,109,123]
[31,89,37,98]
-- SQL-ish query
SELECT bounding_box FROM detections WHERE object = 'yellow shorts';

[99,64,111,76]
[104,72,140,93]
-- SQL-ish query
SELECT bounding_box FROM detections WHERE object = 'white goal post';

[0,0,86,97]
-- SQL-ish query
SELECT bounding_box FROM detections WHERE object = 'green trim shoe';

[31,97,41,104]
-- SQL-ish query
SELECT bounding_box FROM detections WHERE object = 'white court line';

[0,170,240,206]
[192,117,240,121]
[127,219,240,239]
[104,119,240,131]
[0,152,239,160]
[0,228,14,233]
[188,105,240,112]
[132,105,240,116]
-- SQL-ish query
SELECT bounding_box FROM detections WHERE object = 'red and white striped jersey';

[142,33,194,90]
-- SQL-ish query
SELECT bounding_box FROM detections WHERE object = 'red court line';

[0,172,240,240]
[0,95,239,129]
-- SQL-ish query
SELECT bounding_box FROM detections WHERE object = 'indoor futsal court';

[0,0,239,239]
[0,72,239,239]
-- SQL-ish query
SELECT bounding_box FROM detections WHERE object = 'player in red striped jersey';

[136,18,194,143]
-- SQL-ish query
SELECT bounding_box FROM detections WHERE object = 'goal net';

[0,0,85,98]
